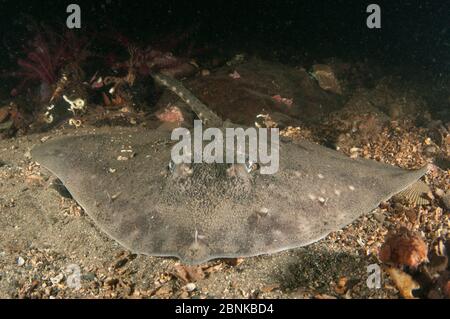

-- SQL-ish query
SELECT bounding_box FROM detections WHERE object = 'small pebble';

[185,283,196,292]
[82,273,96,281]
[373,212,385,224]
[17,257,25,267]
[51,274,64,285]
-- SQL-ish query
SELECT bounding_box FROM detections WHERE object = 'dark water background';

[0,0,448,70]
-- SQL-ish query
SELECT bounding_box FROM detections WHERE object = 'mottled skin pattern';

[32,126,427,264]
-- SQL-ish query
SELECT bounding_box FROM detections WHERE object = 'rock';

[373,211,385,224]
[81,273,96,281]
[50,274,64,285]
[229,70,241,79]
[311,64,343,95]
[154,58,341,126]
[155,105,186,124]
[185,283,196,292]
[379,228,428,268]
[17,257,25,267]
[113,257,129,269]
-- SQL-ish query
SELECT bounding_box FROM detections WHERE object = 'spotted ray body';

[32,72,428,264]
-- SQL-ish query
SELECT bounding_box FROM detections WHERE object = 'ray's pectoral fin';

[30,128,432,265]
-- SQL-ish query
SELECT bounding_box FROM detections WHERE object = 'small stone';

[311,64,342,95]
[379,228,428,268]
[373,212,385,224]
[17,257,25,267]
[229,70,241,79]
[50,274,64,285]
[81,273,96,281]
[185,283,196,292]
[113,258,128,269]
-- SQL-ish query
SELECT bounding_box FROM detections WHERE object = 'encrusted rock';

[311,64,342,95]
[379,228,428,268]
